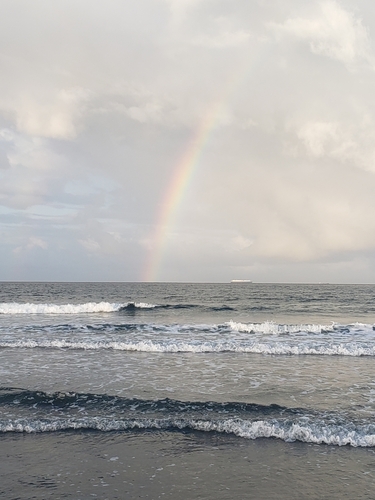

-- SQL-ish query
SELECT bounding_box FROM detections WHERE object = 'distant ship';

[231,279,252,283]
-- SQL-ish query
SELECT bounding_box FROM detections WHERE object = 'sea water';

[1,282,375,499]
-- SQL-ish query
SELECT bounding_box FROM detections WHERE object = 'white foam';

[0,302,156,314]
[134,302,156,309]
[2,417,375,447]
[1,338,375,356]
[228,320,333,334]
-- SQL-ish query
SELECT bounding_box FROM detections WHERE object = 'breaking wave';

[0,389,299,416]
[1,338,375,355]
[227,320,334,334]
[0,302,235,314]
[0,389,374,447]
[3,417,375,447]
[0,302,157,314]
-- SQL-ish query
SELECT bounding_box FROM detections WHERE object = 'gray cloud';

[1,0,375,282]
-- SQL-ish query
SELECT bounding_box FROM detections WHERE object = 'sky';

[1,0,375,282]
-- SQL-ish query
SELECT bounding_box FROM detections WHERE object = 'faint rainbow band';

[142,61,253,282]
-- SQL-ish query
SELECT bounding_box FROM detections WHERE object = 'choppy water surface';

[1,282,375,499]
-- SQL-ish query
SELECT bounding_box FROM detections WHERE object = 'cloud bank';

[1,0,375,282]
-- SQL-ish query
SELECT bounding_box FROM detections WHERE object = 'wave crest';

[1,338,375,355]
[1,390,373,447]
[227,320,333,334]
[1,416,375,447]
[0,302,156,314]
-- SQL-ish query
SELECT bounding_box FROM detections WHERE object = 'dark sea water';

[1,282,375,499]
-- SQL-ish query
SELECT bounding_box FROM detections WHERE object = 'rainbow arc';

[142,60,254,282]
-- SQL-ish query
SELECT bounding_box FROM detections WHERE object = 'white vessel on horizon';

[230,279,252,283]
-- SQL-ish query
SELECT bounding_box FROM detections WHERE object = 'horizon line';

[0,280,374,285]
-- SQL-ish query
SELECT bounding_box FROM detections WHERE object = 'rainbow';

[142,64,252,282]
[141,100,223,282]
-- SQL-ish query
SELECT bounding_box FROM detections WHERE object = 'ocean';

[1,281,375,499]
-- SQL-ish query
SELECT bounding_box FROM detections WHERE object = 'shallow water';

[3,431,375,499]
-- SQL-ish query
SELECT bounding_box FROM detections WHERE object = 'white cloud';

[79,238,101,253]
[297,121,339,156]
[192,27,251,48]
[14,236,48,254]
[1,87,92,140]
[269,1,373,67]
[293,119,375,173]
[2,130,64,171]
[125,102,164,124]
[164,0,203,24]
[0,129,67,208]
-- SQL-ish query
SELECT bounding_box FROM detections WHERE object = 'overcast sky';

[2,0,375,282]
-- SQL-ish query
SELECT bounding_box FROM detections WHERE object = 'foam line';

[2,417,375,447]
[1,338,375,355]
